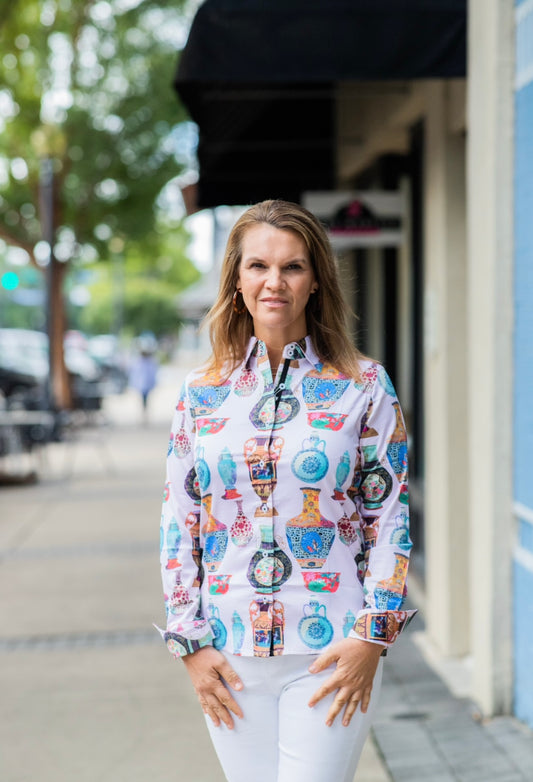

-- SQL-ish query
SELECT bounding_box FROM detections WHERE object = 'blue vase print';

[298,601,334,649]
[389,510,412,551]
[343,609,356,638]
[218,447,241,500]
[232,611,245,655]
[302,365,350,410]
[331,450,351,500]
[195,446,211,494]
[201,494,228,573]
[208,603,227,650]
[189,369,231,417]
[291,435,329,483]
[165,518,181,570]
[286,488,335,569]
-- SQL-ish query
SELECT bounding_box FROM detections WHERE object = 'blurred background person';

[129,333,159,421]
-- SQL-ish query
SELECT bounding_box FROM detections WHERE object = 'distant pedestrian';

[159,200,417,781]
[129,336,158,419]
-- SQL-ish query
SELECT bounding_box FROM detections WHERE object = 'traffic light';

[1,271,20,291]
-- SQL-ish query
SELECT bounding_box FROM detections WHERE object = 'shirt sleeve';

[158,380,214,658]
[349,366,417,648]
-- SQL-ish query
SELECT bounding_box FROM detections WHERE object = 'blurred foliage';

[75,225,200,337]
[0,0,200,313]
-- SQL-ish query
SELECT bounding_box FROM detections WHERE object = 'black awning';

[175,0,467,209]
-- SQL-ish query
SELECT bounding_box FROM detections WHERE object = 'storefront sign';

[303,191,406,249]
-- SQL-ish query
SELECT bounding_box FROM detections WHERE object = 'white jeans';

[205,653,384,782]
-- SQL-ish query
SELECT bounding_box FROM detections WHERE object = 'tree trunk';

[49,259,71,409]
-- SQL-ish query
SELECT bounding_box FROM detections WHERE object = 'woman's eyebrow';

[242,255,310,264]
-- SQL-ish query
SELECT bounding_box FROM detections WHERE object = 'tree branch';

[0,223,37,266]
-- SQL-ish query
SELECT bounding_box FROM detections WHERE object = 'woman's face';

[237,223,317,346]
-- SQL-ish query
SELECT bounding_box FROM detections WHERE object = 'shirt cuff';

[154,622,214,658]
[349,608,418,647]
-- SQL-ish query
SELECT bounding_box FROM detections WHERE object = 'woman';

[159,200,416,782]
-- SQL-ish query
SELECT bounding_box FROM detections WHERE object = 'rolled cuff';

[154,622,214,658]
[349,608,418,647]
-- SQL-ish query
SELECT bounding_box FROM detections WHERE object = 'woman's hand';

[307,638,384,727]
[182,646,244,729]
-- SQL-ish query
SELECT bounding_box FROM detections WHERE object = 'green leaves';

[0,0,194,266]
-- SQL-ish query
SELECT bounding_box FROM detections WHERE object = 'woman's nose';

[265,267,284,289]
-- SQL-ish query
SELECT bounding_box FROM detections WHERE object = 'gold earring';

[232,289,247,314]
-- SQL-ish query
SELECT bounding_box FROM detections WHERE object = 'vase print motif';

[249,383,300,430]
[207,603,227,650]
[298,601,334,649]
[360,399,378,439]
[302,365,350,410]
[230,499,253,547]
[234,367,258,397]
[286,487,335,569]
[331,450,351,500]
[196,417,229,436]
[169,569,192,616]
[194,446,211,494]
[386,401,409,504]
[244,435,284,517]
[165,518,181,570]
[250,598,285,656]
[185,510,203,587]
[337,508,360,546]
[302,572,340,593]
[307,412,348,431]
[173,416,192,457]
[232,611,245,655]
[247,525,292,593]
[360,444,393,509]
[201,494,228,573]
[188,370,231,418]
[390,509,412,551]
[343,609,356,637]
[184,467,201,505]
[218,447,242,500]
[374,553,409,610]
[291,434,329,483]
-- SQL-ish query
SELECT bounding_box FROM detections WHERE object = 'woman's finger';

[213,681,244,720]
[324,689,351,727]
[218,659,244,692]
[308,674,341,708]
[342,694,361,726]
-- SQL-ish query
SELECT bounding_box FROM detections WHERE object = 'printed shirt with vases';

[159,337,416,659]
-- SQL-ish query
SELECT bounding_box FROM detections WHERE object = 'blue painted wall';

[514,0,533,728]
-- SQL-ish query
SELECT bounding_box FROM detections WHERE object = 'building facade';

[177,0,533,728]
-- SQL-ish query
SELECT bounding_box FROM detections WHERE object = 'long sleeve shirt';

[159,337,416,659]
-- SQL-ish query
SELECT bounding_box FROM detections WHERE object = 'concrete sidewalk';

[1,363,532,782]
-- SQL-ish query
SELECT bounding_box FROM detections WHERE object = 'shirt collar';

[244,336,321,371]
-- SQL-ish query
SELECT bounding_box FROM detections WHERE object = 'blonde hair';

[205,199,364,380]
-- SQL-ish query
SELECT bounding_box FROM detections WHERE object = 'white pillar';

[424,81,470,657]
[466,0,514,715]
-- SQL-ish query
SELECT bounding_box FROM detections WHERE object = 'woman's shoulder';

[353,358,396,397]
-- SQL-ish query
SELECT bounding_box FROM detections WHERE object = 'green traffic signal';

[1,272,20,291]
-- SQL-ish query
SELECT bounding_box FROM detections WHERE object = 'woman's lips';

[260,298,288,307]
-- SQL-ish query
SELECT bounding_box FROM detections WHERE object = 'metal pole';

[39,157,55,410]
